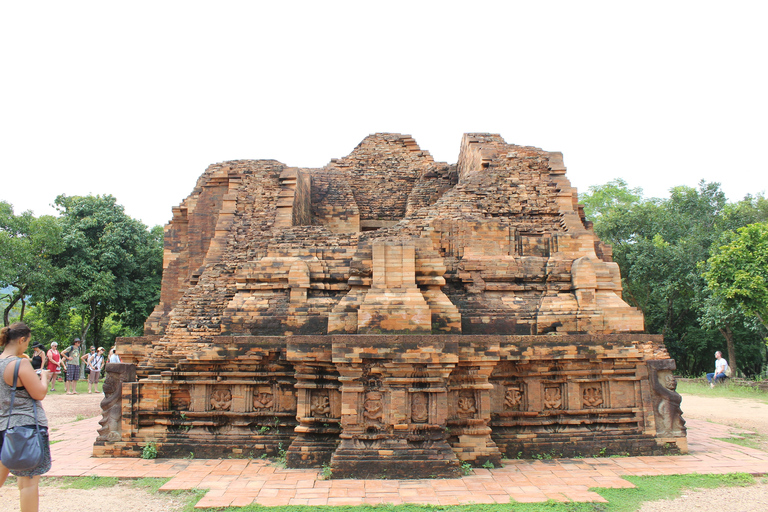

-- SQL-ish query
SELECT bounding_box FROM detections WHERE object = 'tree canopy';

[0,201,63,325]
[47,194,163,345]
[705,222,768,331]
[581,181,768,377]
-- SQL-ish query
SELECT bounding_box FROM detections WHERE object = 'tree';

[582,181,768,376]
[49,195,163,345]
[0,201,63,325]
[580,178,644,223]
[705,222,768,332]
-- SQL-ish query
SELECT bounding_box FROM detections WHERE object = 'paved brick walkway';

[47,418,768,508]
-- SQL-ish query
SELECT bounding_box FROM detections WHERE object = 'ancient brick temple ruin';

[95,133,686,478]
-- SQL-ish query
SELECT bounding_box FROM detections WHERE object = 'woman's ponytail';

[0,322,32,347]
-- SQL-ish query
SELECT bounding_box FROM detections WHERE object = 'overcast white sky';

[2,1,766,228]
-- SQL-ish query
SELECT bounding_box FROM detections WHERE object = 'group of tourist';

[1,322,124,511]
[38,338,121,394]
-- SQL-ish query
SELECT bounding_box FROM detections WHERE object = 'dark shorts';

[66,364,80,381]
[0,426,52,477]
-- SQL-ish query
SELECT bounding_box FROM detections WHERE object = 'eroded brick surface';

[104,133,684,478]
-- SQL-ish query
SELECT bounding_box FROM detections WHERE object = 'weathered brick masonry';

[96,133,686,478]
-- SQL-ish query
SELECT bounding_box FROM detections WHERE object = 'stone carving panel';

[504,384,525,411]
[362,391,384,427]
[310,390,331,418]
[210,388,232,411]
[456,391,477,419]
[253,391,275,411]
[411,392,429,423]
[581,382,605,409]
[543,384,564,410]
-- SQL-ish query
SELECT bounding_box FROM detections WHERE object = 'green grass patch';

[714,434,766,451]
[46,476,120,489]
[35,477,203,511]
[47,378,100,396]
[596,473,754,512]
[677,380,768,402]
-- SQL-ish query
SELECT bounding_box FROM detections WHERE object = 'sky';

[2,1,766,228]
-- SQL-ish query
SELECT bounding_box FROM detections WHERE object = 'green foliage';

[273,442,287,467]
[581,178,644,224]
[320,463,333,480]
[705,222,768,331]
[0,201,63,325]
[581,181,768,376]
[141,441,158,459]
[460,461,473,475]
[47,194,163,345]
[481,460,495,469]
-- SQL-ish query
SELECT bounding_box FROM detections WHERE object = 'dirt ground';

[637,394,768,512]
[2,391,768,511]
[1,393,187,512]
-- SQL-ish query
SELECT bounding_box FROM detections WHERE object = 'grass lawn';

[47,376,102,395]
[677,379,768,403]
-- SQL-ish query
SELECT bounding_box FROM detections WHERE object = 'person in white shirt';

[706,351,729,387]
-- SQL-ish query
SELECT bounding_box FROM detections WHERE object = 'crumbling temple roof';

[144,133,643,347]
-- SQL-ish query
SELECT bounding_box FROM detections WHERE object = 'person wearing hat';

[46,341,63,391]
[86,347,105,393]
[30,341,48,375]
[61,338,82,395]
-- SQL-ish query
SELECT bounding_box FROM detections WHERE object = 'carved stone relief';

[504,384,524,411]
[253,392,274,410]
[411,392,429,423]
[543,385,563,410]
[310,390,331,418]
[210,388,232,411]
[456,391,477,419]
[362,391,384,427]
[582,384,604,408]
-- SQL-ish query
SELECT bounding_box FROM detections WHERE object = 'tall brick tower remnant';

[96,133,686,478]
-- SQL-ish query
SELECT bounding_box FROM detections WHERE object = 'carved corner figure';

[97,363,137,443]
[648,360,686,437]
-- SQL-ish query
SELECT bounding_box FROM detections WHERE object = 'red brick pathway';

[47,418,768,508]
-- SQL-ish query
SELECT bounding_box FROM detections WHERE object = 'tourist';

[0,322,52,512]
[46,342,63,392]
[60,338,82,395]
[108,348,121,364]
[86,347,105,393]
[706,351,729,387]
[29,343,47,376]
